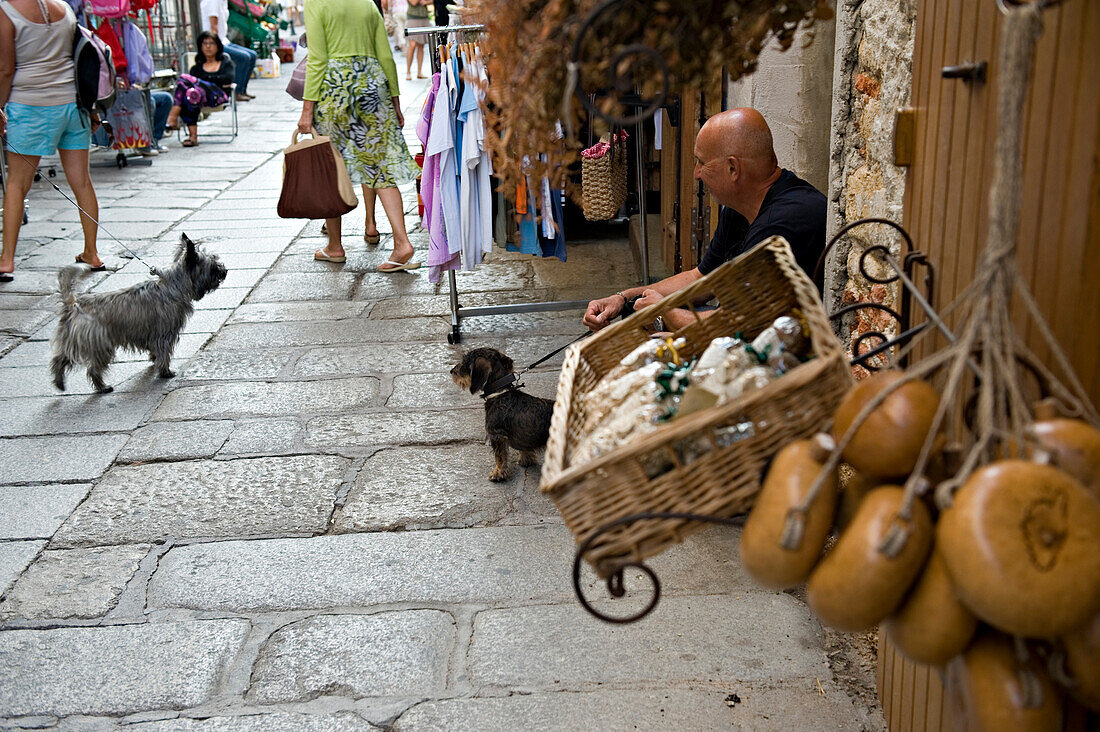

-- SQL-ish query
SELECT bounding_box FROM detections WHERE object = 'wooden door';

[903,0,1100,403]
[884,1,1100,730]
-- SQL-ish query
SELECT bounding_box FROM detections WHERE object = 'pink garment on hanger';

[419,70,460,282]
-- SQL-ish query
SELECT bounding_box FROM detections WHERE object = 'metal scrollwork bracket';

[573,511,746,624]
[814,218,937,370]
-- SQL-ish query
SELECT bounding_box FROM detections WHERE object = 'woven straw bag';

[581,132,628,220]
[540,237,853,578]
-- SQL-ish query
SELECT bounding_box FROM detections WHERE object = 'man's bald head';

[698,108,778,181]
[693,108,782,217]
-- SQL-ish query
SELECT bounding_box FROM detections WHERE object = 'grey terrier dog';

[51,233,227,393]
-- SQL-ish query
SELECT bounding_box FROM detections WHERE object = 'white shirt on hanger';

[425,58,463,261]
[459,57,493,268]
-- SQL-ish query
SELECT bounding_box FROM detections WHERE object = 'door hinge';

[894,107,917,167]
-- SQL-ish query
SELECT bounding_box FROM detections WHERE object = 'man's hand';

[297,113,313,135]
[633,288,665,311]
[90,111,101,133]
[393,98,404,127]
[583,294,626,331]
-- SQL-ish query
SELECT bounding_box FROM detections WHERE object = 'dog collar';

[481,373,520,400]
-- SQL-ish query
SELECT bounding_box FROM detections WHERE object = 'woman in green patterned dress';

[298,0,421,271]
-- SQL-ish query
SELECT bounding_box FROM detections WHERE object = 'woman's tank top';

[1,0,78,106]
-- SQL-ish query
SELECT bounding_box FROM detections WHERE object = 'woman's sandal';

[182,139,199,147]
[364,233,380,245]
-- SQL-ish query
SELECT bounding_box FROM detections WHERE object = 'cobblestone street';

[0,56,883,730]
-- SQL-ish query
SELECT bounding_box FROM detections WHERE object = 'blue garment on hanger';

[508,181,541,256]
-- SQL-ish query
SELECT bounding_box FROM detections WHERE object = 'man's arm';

[583,268,702,331]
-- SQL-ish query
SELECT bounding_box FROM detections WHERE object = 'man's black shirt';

[696,169,827,281]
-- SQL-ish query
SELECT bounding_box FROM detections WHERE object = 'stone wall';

[825,0,916,372]
[726,22,837,197]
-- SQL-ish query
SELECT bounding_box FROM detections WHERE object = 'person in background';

[583,108,827,332]
[404,0,430,80]
[199,0,257,101]
[432,0,447,27]
[299,0,420,271]
[383,0,407,52]
[164,32,234,147]
[0,0,104,281]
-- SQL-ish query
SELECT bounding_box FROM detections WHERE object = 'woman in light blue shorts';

[1,0,104,281]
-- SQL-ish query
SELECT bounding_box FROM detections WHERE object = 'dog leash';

[1,131,159,275]
[480,331,591,399]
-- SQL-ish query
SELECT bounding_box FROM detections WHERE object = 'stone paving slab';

[228,301,371,324]
[246,273,360,302]
[334,445,518,532]
[207,320,447,349]
[179,350,293,381]
[51,455,349,548]
[393,690,740,732]
[0,620,249,717]
[246,611,455,704]
[449,311,591,337]
[0,391,165,437]
[191,288,251,311]
[147,525,751,612]
[291,343,462,378]
[385,373,482,410]
[118,421,236,462]
[181,308,235,335]
[0,484,91,540]
[467,593,827,688]
[218,418,303,457]
[0,544,150,620]
[0,309,53,337]
[0,361,149,398]
[124,711,379,731]
[368,289,557,320]
[395,686,872,731]
[304,410,484,450]
[0,541,45,596]
[152,378,380,420]
[0,435,128,483]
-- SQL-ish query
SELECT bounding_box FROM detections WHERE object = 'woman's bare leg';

[361,185,379,239]
[376,187,413,263]
[1,153,39,275]
[57,148,101,267]
[320,215,344,258]
[405,41,416,79]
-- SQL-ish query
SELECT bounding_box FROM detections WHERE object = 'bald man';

[583,108,826,332]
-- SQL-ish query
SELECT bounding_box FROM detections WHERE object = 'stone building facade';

[825,0,916,371]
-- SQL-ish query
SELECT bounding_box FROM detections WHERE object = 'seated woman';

[165,31,235,147]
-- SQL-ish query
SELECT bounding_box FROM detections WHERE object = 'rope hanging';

[781,0,1098,549]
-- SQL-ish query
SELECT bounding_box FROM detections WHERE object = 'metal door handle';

[942,61,987,83]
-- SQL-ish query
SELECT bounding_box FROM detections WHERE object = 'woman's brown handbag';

[277,130,358,219]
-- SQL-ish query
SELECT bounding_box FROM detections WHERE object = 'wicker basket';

[540,237,852,577]
[581,134,628,221]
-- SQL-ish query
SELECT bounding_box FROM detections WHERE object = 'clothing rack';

[407,22,650,344]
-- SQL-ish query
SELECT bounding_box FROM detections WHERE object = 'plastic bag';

[104,87,152,150]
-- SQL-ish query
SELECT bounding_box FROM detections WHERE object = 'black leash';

[481,331,591,399]
[1,131,158,275]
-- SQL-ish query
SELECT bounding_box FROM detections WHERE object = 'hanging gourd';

[805,486,932,632]
[1060,612,1100,712]
[945,632,1065,731]
[936,460,1100,638]
[740,434,838,590]
[831,371,942,479]
[1028,418,1100,497]
[881,549,977,667]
